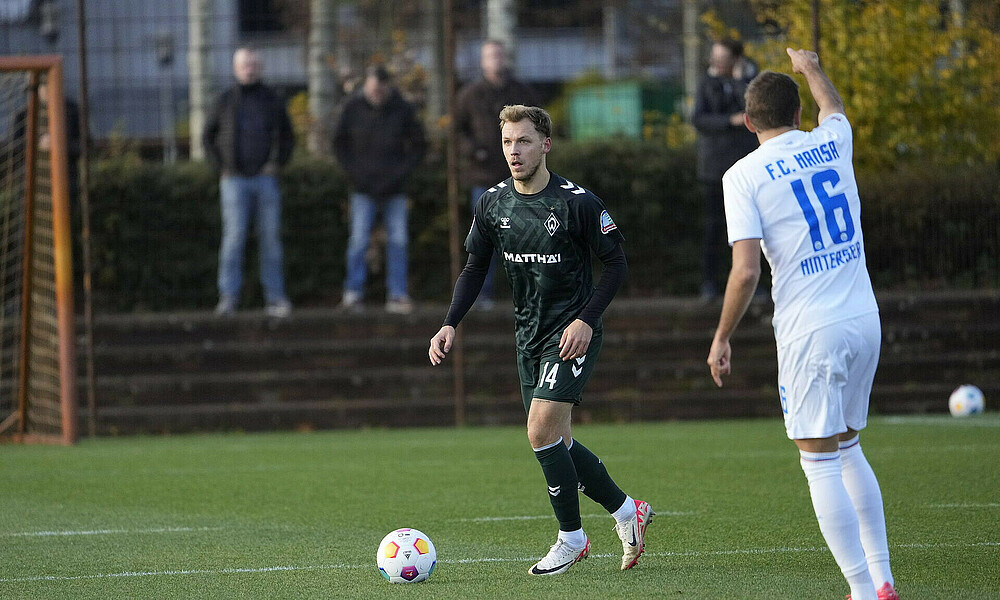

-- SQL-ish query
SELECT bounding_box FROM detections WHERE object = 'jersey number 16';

[790,168,855,252]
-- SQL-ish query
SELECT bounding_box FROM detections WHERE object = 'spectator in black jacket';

[203,47,295,318]
[333,66,426,314]
[693,38,759,300]
[454,40,539,308]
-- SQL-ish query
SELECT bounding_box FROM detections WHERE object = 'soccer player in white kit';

[706,49,899,600]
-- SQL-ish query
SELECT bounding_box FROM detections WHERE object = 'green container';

[569,81,682,140]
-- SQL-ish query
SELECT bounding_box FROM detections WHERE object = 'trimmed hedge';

[84,145,998,313]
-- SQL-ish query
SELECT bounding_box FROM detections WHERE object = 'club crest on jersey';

[600,210,617,234]
[500,217,511,229]
[544,212,561,236]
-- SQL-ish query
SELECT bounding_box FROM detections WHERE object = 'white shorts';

[776,312,881,440]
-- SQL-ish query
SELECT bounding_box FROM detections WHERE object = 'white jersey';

[722,113,878,345]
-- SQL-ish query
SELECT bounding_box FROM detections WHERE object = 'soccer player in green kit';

[429,105,653,575]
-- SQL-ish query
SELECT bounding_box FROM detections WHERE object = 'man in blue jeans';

[333,66,426,314]
[203,48,295,318]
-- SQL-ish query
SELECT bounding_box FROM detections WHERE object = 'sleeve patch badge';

[600,210,618,234]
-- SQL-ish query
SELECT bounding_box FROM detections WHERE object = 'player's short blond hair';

[498,105,552,139]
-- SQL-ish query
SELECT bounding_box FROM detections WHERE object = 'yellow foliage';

[701,9,742,41]
[748,0,999,169]
[287,91,310,149]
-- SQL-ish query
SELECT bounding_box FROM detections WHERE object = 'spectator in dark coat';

[332,66,426,314]
[203,47,295,318]
[693,38,759,300]
[454,40,539,307]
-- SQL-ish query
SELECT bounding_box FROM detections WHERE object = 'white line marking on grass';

[0,527,221,539]
[461,511,695,522]
[2,541,995,584]
[927,503,1000,509]
[881,416,1000,427]
[0,564,367,584]
[0,542,1000,583]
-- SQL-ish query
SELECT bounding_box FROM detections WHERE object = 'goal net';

[0,56,77,444]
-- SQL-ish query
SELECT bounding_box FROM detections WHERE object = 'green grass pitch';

[1,416,998,599]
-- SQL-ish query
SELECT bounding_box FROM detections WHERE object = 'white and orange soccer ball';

[376,528,436,583]
[948,385,985,417]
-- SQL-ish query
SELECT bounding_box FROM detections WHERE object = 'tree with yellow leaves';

[748,0,998,169]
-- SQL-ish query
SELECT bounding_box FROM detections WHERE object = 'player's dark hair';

[716,37,744,58]
[745,70,800,131]
[498,105,552,138]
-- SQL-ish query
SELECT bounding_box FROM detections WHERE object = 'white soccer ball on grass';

[376,528,437,583]
[948,385,985,417]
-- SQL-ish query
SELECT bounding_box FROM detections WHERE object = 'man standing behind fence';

[454,40,539,309]
[693,38,759,301]
[333,66,426,314]
[203,47,295,318]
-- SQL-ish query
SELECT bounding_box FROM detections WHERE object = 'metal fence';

[2,0,997,314]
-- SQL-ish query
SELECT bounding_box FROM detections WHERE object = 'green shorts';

[517,329,604,415]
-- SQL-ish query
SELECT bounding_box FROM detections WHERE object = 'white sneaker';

[614,499,654,570]
[264,299,292,319]
[338,291,363,313]
[214,296,237,317]
[527,537,590,576]
[385,296,414,314]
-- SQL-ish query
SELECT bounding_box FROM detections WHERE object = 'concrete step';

[85,320,998,377]
[87,350,1000,409]
[87,291,999,346]
[91,383,988,435]
[77,291,998,433]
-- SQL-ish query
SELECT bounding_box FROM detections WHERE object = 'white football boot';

[527,537,590,575]
[614,499,654,570]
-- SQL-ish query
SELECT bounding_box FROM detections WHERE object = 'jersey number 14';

[790,168,855,252]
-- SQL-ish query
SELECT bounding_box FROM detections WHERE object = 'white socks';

[800,450,877,600]
[840,438,894,588]
[611,495,636,523]
[556,495,634,549]
[557,527,587,548]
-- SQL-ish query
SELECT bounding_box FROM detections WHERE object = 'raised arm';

[786,48,845,123]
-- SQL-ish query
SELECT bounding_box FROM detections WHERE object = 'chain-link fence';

[2,0,997,315]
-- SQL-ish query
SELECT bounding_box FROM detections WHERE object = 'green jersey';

[466,172,625,357]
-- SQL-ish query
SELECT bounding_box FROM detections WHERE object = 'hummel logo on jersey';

[572,355,586,377]
[544,212,561,236]
[548,485,561,497]
[560,179,587,195]
[500,217,511,229]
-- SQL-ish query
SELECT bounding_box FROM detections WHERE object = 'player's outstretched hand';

[429,325,455,366]
[559,319,593,361]
[786,47,820,74]
[707,338,732,388]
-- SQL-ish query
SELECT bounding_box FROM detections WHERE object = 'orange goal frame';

[0,55,78,445]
